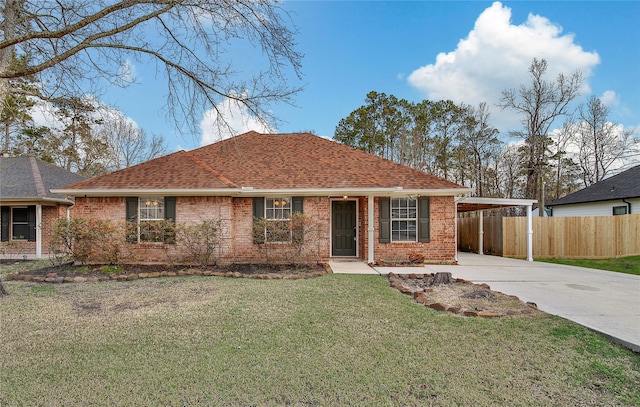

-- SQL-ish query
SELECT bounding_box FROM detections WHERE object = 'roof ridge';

[276,134,382,187]
[30,157,47,197]
[181,150,239,188]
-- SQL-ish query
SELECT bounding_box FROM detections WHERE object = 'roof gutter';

[622,199,632,214]
[51,187,473,198]
[0,196,76,206]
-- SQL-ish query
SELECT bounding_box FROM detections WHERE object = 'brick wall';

[0,204,68,259]
[41,205,67,255]
[370,196,456,264]
[0,240,36,259]
[71,196,332,264]
[230,196,331,264]
[69,195,456,264]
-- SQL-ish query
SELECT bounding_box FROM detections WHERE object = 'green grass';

[537,255,640,275]
[1,275,639,406]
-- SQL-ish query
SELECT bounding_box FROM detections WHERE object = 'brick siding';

[69,195,456,264]
[0,204,68,259]
[366,196,456,264]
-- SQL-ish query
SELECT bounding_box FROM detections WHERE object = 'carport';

[455,197,537,261]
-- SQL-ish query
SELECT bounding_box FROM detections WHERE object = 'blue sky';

[100,1,640,152]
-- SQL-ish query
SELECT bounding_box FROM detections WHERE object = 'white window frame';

[11,207,29,240]
[391,198,417,242]
[264,197,292,243]
[139,197,166,243]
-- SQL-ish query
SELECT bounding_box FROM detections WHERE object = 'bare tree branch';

[1,0,303,137]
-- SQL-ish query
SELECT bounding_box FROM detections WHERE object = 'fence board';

[484,216,503,255]
[457,216,503,255]
[457,217,478,253]
[500,213,640,258]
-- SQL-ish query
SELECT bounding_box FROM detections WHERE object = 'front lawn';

[1,275,638,406]
[537,255,640,275]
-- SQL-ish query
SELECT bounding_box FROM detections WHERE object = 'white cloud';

[29,95,137,131]
[30,100,62,131]
[600,90,619,107]
[115,59,137,85]
[407,1,600,132]
[199,96,274,146]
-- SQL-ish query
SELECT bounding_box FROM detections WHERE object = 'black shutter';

[292,197,304,244]
[253,197,264,219]
[379,197,390,243]
[164,197,176,244]
[126,197,138,222]
[1,206,9,242]
[164,197,176,221]
[27,206,36,242]
[292,197,304,214]
[253,197,265,244]
[125,197,138,243]
[418,197,430,242]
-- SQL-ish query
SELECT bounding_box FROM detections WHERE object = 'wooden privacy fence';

[458,213,640,259]
[458,215,504,256]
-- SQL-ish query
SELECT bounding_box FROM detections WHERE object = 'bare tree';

[96,113,167,170]
[498,58,583,201]
[547,119,581,201]
[1,0,302,140]
[457,102,501,196]
[574,95,636,186]
[496,144,524,199]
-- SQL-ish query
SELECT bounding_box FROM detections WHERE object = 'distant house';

[53,131,472,264]
[1,157,86,258]
[547,165,640,217]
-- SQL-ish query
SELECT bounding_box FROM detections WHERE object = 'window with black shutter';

[126,197,176,244]
[253,197,303,244]
[379,197,430,243]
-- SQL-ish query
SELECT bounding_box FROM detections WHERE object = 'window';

[253,197,303,244]
[379,197,429,243]
[139,197,166,242]
[265,197,292,243]
[12,208,29,240]
[0,206,36,242]
[613,206,628,216]
[126,197,175,243]
[391,198,417,242]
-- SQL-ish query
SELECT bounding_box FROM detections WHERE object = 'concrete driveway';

[331,253,640,352]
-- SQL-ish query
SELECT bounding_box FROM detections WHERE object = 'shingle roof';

[0,157,86,202]
[58,131,468,194]
[547,165,640,206]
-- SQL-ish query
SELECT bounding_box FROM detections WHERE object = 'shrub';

[49,218,126,265]
[175,218,223,266]
[253,213,324,265]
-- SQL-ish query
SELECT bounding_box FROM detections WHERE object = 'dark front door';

[332,200,357,256]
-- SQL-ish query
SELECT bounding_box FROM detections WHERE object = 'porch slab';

[328,260,379,275]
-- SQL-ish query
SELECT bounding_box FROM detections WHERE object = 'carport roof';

[457,197,537,213]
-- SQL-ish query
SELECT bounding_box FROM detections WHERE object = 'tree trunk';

[430,272,452,285]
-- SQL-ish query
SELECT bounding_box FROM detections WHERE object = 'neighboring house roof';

[547,165,640,207]
[0,157,86,204]
[54,131,470,196]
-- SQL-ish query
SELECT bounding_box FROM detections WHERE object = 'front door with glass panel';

[332,201,357,257]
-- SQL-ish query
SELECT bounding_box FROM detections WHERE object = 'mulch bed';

[4,262,331,284]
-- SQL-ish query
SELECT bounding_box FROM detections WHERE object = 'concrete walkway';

[329,253,640,352]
